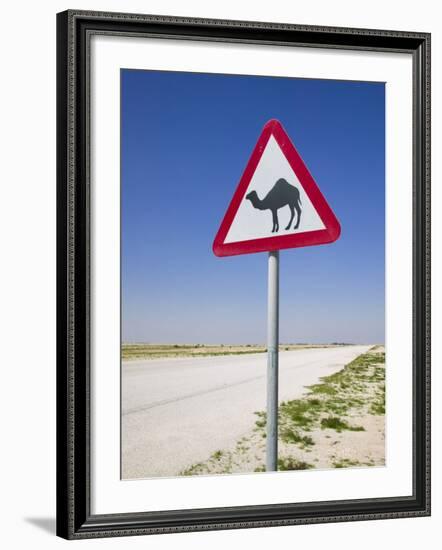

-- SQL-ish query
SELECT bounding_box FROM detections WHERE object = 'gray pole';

[266,250,279,471]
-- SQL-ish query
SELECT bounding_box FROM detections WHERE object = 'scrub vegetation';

[180,347,385,476]
[122,343,350,361]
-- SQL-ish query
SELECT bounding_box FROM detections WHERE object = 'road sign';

[213,119,341,257]
[212,119,341,472]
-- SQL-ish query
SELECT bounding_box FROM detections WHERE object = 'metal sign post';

[266,250,279,471]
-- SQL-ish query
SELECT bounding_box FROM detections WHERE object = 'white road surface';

[122,345,371,479]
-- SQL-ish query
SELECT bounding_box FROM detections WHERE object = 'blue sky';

[121,69,385,344]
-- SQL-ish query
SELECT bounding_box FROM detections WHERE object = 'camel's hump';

[275,178,291,187]
[272,178,297,191]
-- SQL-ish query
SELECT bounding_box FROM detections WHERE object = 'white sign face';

[224,136,325,244]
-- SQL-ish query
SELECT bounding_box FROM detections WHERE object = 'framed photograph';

[56,10,430,539]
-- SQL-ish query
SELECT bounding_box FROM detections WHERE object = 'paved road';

[122,345,371,479]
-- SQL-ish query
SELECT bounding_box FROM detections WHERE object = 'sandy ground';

[122,345,371,479]
[182,347,385,475]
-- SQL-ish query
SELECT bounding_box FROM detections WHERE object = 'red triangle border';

[213,119,341,257]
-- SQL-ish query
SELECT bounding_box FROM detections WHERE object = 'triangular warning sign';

[213,119,341,257]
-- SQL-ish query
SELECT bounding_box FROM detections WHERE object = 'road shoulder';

[181,347,385,475]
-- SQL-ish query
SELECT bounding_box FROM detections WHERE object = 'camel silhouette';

[246,178,302,233]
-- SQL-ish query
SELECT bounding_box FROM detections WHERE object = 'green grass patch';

[280,429,315,448]
[278,398,323,430]
[320,417,365,433]
[277,457,314,471]
[310,384,338,396]
[370,397,385,415]
[333,458,361,468]
[181,462,206,476]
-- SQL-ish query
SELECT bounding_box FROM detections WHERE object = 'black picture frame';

[56,9,431,540]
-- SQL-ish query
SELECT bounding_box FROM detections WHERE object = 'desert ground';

[122,343,348,360]
[122,344,384,479]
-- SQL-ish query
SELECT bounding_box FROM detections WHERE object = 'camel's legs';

[285,205,295,230]
[271,210,278,233]
[294,203,302,229]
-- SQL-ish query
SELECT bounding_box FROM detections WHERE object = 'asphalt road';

[122,345,371,479]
